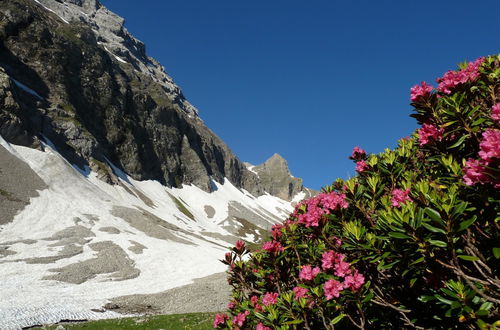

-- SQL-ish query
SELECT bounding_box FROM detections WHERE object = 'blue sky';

[101,0,499,190]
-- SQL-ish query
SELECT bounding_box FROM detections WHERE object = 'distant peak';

[266,153,286,163]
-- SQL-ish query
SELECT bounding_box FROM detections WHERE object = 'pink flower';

[262,292,279,306]
[299,265,321,281]
[227,300,236,310]
[235,240,245,252]
[410,81,433,102]
[262,240,284,254]
[355,160,369,173]
[343,270,365,290]
[317,192,349,210]
[324,279,343,300]
[478,129,500,162]
[297,205,325,227]
[233,311,250,327]
[271,223,284,239]
[213,313,229,328]
[351,146,366,160]
[334,260,352,277]
[256,323,271,330]
[293,286,309,300]
[463,158,490,186]
[437,57,484,94]
[391,188,412,207]
[321,250,344,270]
[418,124,444,146]
[256,323,272,330]
[250,295,259,306]
[492,103,500,123]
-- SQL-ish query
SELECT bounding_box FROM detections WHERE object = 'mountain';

[0,0,315,328]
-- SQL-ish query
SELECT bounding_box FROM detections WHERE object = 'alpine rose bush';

[217,55,499,329]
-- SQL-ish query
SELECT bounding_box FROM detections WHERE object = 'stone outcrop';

[0,0,312,200]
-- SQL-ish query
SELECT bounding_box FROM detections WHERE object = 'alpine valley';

[0,0,315,328]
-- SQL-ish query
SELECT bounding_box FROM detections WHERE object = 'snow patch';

[32,0,69,24]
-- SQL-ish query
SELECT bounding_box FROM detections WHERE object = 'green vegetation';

[38,313,216,330]
[218,56,499,329]
[168,192,195,220]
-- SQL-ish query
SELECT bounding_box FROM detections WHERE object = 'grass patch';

[167,192,195,220]
[38,312,216,329]
[0,188,21,202]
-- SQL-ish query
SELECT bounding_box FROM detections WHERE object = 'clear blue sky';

[101,0,499,190]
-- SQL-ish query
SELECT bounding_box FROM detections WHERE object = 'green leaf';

[419,295,436,302]
[422,222,446,235]
[493,248,500,259]
[330,313,345,325]
[425,207,442,223]
[457,215,477,232]
[457,255,480,261]
[362,291,374,303]
[284,319,304,325]
[429,240,448,248]
[388,232,411,239]
[448,134,469,149]
[435,294,453,305]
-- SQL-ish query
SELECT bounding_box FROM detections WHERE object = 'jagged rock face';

[0,0,263,193]
[0,0,311,199]
[250,154,314,201]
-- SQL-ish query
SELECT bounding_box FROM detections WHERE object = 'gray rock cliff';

[0,0,312,200]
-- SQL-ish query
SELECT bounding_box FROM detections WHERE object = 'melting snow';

[0,136,295,328]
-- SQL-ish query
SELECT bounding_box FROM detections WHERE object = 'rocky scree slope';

[0,0,311,199]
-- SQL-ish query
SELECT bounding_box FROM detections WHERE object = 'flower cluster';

[299,265,321,281]
[296,192,348,227]
[418,123,444,146]
[492,103,500,123]
[350,146,366,160]
[436,57,484,94]
[391,188,412,207]
[262,240,284,254]
[410,81,433,102]
[463,129,500,188]
[355,159,369,173]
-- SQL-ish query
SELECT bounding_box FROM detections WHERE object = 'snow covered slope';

[0,136,297,329]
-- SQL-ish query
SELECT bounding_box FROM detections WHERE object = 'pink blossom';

[227,300,236,310]
[235,240,245,251]
[324,279,343,300]
[343,270,365,290]
[410,81,433,102]
[233,311,250,327]
[437,57,484,94]
[213,313,229,328]
[492,103,500,123]
[351,146,366,160]
[293,286,309,300]
[463,158,490,186]
[478,129,500,162]
[334,260,352,277]
[256,323,272,330]
[418,124,444,146]
[391,188,412,207]
[262,292,279,306]
[262,240,284,254]
[297,192,348,227]
[321,250,344,270]
[299,265,321,281]
[297,205,325,227]
[271,223,284,239]
[250,295,259,306]
[355,160,369,173]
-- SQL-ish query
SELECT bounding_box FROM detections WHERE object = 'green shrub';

[216,55,499,329]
